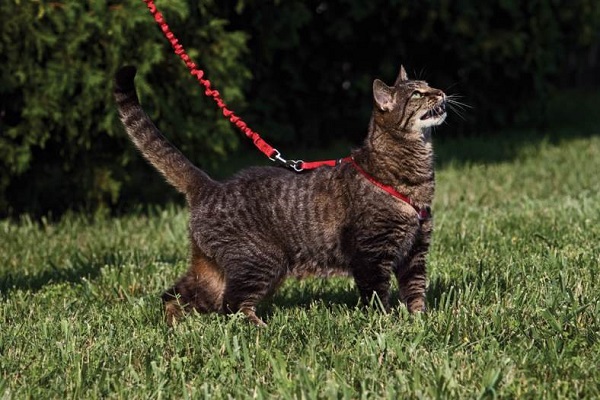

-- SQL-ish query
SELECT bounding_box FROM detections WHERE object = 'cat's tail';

[114,66,211,195]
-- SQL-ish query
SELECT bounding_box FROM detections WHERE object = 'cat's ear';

[394,65,409,86]
[373,79,395,111]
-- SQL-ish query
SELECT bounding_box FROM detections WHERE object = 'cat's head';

[372,65,446,133]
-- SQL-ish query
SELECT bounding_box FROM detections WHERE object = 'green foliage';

[0,0,249,215]
[1,133,600,398]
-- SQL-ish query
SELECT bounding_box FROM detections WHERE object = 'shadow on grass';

[0,259,102,298]
[265,278,360,313]
[0,251,180,298]
[260,265,511,318]
[259,274,466,318]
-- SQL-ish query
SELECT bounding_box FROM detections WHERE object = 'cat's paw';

[407,297,427,313]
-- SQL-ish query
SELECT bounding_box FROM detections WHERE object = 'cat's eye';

[411,91,423,99]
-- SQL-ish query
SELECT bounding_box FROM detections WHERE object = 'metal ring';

[290,160,304,172]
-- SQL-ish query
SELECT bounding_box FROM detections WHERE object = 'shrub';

[0,0,249,215]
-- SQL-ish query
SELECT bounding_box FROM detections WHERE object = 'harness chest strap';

[346,158,432,222]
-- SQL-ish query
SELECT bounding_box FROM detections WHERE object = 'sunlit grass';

[1,134,599,399]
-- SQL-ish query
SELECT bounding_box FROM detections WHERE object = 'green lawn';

[1,133,599,399]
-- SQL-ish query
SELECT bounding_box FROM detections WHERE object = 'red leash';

[142,0,333,171]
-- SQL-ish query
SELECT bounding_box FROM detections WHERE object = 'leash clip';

[269,149,304,172]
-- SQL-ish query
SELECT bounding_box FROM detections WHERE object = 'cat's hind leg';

[162,246,225,326]
[220,250,287,327]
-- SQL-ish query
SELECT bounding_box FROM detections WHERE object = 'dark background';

[1,0,599,217]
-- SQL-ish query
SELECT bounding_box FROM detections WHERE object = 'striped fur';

[114,65,447,326]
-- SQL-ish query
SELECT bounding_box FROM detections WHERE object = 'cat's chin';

[415,112,447,130]
[416,102,447,130]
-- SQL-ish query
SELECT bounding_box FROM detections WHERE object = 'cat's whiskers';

[445,95,470,121]
[444,82,461,92]
[446,94,471,110]
[415,68,428,81]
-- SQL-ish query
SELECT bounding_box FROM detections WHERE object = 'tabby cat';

[114,65,447,326]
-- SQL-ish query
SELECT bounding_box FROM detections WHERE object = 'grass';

[1,131,599,399]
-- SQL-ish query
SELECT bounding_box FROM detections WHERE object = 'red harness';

[142,0,431,221]
[347,158,431,221]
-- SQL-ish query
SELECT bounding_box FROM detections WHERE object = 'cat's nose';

[425,89,444,100]
[431,89,445,99]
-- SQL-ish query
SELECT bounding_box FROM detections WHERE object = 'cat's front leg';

[395,229,431,312]
[352,257,394,310]
[396,260,427,312]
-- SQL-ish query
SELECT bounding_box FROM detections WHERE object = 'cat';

[114,65,447,326]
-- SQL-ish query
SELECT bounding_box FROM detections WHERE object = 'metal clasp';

[269,149,286,164]
[269,149,304,172]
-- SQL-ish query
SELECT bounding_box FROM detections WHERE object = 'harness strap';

[348,158,431,222]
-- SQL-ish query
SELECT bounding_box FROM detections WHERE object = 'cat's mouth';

[420,102,447,121]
